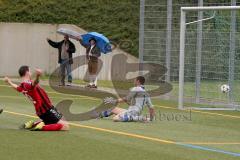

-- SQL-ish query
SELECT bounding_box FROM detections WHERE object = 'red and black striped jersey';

[17,80,53,116]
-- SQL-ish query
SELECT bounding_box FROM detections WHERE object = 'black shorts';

[39,107,63,125]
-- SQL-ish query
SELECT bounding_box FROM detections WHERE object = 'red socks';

[42,123,63,131]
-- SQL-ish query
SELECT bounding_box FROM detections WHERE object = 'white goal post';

[178,6,240,110]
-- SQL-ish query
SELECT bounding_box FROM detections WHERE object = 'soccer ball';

[220,84,230,93]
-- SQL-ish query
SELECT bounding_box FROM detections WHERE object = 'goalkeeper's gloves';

[103,97,118,106]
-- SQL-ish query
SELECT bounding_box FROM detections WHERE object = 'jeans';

[60,59,72,84]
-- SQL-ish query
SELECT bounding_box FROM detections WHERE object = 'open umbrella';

[57,28,81,40]
[81,32,112,54]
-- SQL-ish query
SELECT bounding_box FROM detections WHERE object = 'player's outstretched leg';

[31,120,69,131]
[99,107,126,118]
[29,107,70,131]
[113,112,150,123]
[113,112,132,122]
[19,120,42,130]
[99,109,113,118]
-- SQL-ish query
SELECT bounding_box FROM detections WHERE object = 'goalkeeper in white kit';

[102,76,155,122]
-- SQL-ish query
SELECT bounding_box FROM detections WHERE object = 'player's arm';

[77,36,88,48]
[107,93,133,105]
[149,108,155,121]
[119,90,137,104]
[32,69,42,87]
[146,97,155,121]
[4,77,18,89]
[47,38,60,48]
[103,91,135,106]
[116,97,127,103]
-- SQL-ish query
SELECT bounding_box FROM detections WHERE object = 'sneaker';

[20,120,35,130]
[85,84,92,88]
[66,82,72,86]
[30,122,45,131]
[91,85,98,89]
[0,109,3,114]
[58,83,65,87]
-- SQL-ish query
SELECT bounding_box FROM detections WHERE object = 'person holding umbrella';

[77,32,112,89]
[47,35,76,86]
[78,38,100,88]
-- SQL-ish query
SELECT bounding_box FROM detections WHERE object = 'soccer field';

[0,80,239,160]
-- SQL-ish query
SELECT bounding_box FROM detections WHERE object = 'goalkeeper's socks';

[42,123,63,131]
[119,114,132,122]
[100,110,112,118]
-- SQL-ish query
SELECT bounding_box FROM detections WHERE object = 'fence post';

[228,0,236,107]
[165,0,173,82]
[195,0,203,103]
[139,0,145,75]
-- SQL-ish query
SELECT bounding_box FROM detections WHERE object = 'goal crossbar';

[182,6,240,11]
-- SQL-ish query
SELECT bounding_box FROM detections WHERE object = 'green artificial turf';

[0,80,239,160]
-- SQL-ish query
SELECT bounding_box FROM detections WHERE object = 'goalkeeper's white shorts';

[118,109,143,122]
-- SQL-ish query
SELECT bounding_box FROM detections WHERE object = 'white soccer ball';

[220,84,230,93]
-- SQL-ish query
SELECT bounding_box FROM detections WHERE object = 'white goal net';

[178,6,240,110]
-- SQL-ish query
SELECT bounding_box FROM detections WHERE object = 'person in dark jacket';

[78,37,101,88]
[47,35,76,86]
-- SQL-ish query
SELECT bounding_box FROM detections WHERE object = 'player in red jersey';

[4,66,69,131]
